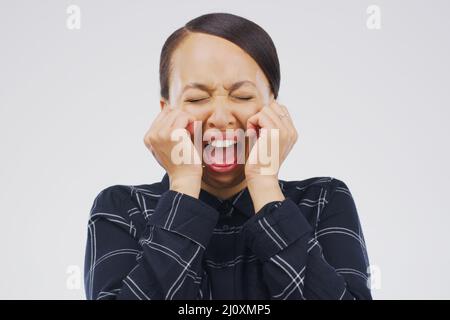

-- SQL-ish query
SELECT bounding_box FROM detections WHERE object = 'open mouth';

[203,135,240,173]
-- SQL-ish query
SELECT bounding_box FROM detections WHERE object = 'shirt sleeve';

[242,179,372,300]
[84,187,219,300]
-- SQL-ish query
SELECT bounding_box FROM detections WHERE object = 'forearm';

[169,175,201,199]
[247,176,285,213]
[86,188,219,300]
[243,180,372,300]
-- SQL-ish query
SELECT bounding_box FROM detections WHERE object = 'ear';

[160,98,168,111]
[269,92,276,103]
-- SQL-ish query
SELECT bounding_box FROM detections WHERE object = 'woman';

[84,13,372,300]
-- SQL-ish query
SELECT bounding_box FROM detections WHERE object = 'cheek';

[233,103,262,125]
[180,105,209,120]
[177,106,207,136]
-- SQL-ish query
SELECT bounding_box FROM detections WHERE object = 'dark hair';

[159,13,280,100]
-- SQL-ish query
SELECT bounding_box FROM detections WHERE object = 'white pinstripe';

[339,287,347,300]
[164,192,180,229]
[88,249,141,276]
[126,275,151,300]
[258,219,283,250]
[263,217,288,247]
[142,241,201,280]
[166,245,201,300]
[123,278,142,300]
[167,193,183,230]
[335,268,369,281]
[270,255,304,299]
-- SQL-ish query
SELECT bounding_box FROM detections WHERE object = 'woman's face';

[164,32,273,189]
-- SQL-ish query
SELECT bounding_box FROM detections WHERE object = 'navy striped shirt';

[84,173,372,300]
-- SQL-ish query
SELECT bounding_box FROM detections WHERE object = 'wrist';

[246,176,284,213]
[169,175,201,199]
[246,175,279,190]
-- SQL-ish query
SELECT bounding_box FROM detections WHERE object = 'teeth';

[210,139,236,148]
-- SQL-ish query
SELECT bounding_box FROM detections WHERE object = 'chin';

[202,164,245,188]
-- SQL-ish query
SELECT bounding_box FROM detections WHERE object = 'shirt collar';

[160,173,255,218]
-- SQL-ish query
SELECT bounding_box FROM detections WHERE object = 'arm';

[243,179,372,300]
[85,101,214,299]
[84,186,219,300]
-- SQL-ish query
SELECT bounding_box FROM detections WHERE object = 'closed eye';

[233,96,254,101]
[186,97,209,103]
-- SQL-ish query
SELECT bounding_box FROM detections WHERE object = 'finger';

[149,105,172,133]
[263,107,293,146]
[268,99,284,113]
[172,112,196,130]
[155,110,182,141]
[153,109,168,124]
[270,102,296,138]
[278,103,290,116]
[143,126,153,149]
[144,108,169,148]
[278,104,298,142]
[277,103,294,126]
[246,111,277,131]
[160,109,183,132]
[269,101,292,126]
[265,103,296,157]
[246,111,277,141]
[262,105,284,129]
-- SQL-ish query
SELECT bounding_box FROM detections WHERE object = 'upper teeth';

[210,139,236,148]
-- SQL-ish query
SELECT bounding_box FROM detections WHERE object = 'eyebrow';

[181,80,256,94]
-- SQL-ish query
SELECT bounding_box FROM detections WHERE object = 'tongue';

[209,146,236,166]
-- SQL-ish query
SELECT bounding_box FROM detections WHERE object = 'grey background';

[1,0,449,299]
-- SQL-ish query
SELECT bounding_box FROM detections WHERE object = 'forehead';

[170,32,265,87]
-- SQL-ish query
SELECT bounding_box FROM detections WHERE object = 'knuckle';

[143,136,149,146]
[149,132,159,143]
[157,131,165,140]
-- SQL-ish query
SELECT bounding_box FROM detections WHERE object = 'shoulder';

[280,176,358,220]
[280,176,353,199]
[88,181,168,237]
[89,180,167,218]
[90,185,130,214]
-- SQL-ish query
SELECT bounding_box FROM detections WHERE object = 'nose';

[205,99,236,130]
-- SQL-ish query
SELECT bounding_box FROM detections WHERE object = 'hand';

[245,100,298,212]
[245,100,298,182]
[144,106,202,198]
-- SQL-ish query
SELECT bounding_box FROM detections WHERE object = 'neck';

[201,179,247,200]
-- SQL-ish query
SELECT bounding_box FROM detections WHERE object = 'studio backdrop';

[0,0,449,299]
